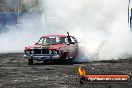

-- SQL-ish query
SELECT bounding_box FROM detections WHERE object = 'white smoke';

[0,0,132,61]
[41,0,132,60]
[0,15,44,53]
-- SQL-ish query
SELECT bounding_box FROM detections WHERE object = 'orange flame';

[78,66,86,76]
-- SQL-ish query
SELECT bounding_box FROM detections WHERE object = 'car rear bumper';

[24,54,60,61]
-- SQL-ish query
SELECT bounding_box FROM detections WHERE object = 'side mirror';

[65,41,71,45]
[66,42,75,45]
[66,42,70,45]
[35,43,38,45]
[70,42,75,44]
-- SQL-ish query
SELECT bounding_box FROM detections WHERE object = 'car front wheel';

[28,59,33,65]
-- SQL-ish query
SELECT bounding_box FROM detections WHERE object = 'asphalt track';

[0,53,132,88]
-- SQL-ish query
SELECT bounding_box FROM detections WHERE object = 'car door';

[68,36,78,58]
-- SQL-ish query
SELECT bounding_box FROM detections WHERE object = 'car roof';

[42,34,67,38]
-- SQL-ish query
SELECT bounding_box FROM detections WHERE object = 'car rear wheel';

[28,59,33,65]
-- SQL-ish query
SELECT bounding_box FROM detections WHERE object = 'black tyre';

[80,76,85,84]
[28,59,33,65]
[62,53,67,60]
[80,78,84,84]
[59,53,67,63]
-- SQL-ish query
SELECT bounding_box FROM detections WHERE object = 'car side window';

[65,37,69,44]
[70,36,76,44]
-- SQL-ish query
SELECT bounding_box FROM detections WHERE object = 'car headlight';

[25,50,30,54]
[31,50,34,54]
[49,50,52,54]
[53,50,58,55]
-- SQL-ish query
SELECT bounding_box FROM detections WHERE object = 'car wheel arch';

[60,52,69,59]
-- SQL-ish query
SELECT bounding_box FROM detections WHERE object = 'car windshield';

[38,36,67,45]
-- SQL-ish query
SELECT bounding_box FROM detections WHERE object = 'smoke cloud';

[0,0,132,61]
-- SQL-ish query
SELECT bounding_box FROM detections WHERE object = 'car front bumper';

[24,54,60,61]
